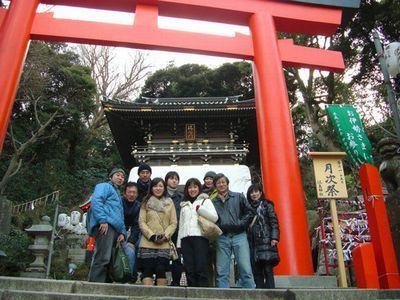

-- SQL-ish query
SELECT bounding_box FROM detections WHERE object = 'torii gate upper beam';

[40,0,342,36]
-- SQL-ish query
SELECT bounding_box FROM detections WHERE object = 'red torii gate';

[0,0,348,275]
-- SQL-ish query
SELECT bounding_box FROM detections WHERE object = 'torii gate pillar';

[250,12,313,274]
[0,0,40,145]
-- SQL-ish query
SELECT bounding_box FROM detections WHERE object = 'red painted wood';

[250,12,313,275]
[359,164,400,288]
[0,0,40,150]
[352,243,380,288]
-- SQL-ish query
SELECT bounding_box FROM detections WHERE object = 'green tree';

[140,62,254,99]
[0,41,102,206]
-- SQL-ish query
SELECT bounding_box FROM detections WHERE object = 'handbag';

[198,215,223,240]
[169,240,179,261]
[197,198,222,240]
[267,248,281,267]
[111,241,131,283]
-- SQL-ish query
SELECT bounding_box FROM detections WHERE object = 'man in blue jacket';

[212,173,255,288]
[88,167,127,282]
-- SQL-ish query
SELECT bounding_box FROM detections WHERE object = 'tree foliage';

[0,41,121,210]
[0,226,33,276]
[140,61,254,99]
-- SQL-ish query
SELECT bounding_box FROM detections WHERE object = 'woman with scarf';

[137,177,177,286]
[246,183,280,289]
[177,178,218,287]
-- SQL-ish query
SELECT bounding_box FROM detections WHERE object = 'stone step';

[274,276,337,288]
[0,289,131,300]
[1,276,400,300]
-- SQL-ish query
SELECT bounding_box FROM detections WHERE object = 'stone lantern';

[21,216,53,278]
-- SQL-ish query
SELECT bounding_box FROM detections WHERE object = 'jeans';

[122,241,137,281]
[215,231,255,288]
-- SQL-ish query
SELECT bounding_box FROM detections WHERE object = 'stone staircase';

[1,276,400,300]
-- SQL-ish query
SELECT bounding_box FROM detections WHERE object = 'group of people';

[87,163,280,289]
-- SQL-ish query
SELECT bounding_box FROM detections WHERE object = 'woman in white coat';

[177,178,218,287]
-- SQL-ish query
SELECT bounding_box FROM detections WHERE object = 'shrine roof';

[102,96,255,116]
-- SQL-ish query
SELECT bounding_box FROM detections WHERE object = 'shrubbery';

[0,226,33,276]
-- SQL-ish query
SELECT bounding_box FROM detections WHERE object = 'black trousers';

[181,236,209,287]
[170,257,183,286]
[253,260,275,289]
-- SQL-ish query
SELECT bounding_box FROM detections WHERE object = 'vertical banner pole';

[329,199,348,287]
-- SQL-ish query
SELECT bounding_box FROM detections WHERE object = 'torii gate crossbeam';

[0,0,349,276]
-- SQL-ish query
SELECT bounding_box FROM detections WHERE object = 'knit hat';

[137,163,152,175]
[109,167,126,178]
[204,171,217,180]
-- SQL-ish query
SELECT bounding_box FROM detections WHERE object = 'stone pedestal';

[386,191,400,269]
[21,216,52,278]
[65,233,88,266]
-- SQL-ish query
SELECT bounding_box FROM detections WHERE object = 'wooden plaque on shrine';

[309,152,348,199]
[185,124,196,142]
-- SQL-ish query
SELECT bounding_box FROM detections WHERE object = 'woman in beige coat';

[137,177,177,286]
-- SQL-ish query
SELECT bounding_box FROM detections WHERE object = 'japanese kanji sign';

[310,152,348,199]
[326,105,374,168]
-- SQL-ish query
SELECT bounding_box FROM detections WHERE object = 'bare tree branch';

[78,45,150,140]
[0,104,60,194]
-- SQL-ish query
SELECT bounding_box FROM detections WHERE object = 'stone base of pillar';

[20,271,46,278]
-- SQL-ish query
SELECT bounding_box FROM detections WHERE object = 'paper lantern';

[70,211,81,226]
[384,42,400,77]
[57,213,67,228]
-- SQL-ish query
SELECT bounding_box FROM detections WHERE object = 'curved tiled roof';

[101,96,255,114]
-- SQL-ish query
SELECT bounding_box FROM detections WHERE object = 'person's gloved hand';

[155,234,167,244]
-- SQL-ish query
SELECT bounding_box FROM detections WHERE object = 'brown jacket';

[139,195,177,249]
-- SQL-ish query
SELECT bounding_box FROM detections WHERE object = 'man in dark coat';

[136,163,152,202]
[122,182,141,283]
[212,173,255,288]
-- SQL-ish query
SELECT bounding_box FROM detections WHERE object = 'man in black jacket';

[136,163,152,202]
[212,173,255,288]
[122,182,141,283]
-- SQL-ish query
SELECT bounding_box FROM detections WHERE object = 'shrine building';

[102,96,259,171]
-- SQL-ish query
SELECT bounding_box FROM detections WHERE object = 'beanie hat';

[138,163,152,175]
[204,171,217,180]
[109,167,126,178]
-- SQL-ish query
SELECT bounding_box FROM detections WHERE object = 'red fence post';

[352,242,380,288]
[359,163,400,288]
